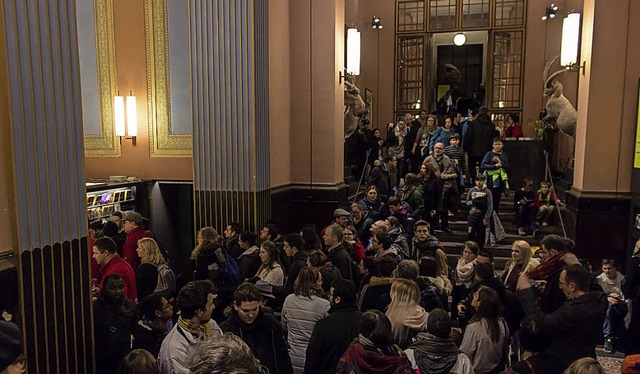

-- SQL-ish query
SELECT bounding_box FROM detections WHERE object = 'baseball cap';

[123,212,143,225]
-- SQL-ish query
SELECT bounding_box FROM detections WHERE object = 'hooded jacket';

[405,333,474,374]
[220,310,293,374]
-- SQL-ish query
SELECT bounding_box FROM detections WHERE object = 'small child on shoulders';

[533,181,564,227]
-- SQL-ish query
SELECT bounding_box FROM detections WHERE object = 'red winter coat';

[122,226,153,270]
[99,254,138,302]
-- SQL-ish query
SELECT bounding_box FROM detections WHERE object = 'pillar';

[0,0,93,372]
[191,0,271,232]
[566,0,638,264]
[272,0,347,231]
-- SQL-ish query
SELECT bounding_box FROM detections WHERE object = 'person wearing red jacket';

[121,212,153,269]
[92,237,137,302]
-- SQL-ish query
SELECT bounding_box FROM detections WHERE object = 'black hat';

[427,308,451,339]
[0,321,22,371]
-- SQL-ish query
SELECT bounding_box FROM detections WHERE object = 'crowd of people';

[3,109,640,374]
[28,201,636,374]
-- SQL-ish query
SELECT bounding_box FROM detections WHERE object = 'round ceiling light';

[453,33,466,46]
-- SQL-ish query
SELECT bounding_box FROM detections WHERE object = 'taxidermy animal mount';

[344,79,367,139]
[542,56,577,139]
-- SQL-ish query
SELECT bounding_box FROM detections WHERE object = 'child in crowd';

[465,174,493,250]
[514,178,536,236]
[481,138,509,213]
[452,241,478,321]
[444,133,467,192]
[533,181,563,227]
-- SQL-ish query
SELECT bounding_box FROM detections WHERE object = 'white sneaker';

[518,227,526,236]
[542,222,549,227]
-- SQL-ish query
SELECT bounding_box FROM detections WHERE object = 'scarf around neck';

[178,316,212,337]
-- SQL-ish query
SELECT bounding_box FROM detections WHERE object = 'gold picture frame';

[82,0,120,157]
[144,0,193,158]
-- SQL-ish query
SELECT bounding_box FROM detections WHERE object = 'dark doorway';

[437,44,483,102]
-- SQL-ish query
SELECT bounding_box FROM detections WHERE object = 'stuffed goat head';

[542,56,577,139]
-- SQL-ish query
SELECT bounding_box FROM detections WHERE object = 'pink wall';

[269,0,292,188]
[84,0,193,181]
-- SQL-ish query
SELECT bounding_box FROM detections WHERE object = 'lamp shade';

[114,95,125,137]
[560,12,581,66]
[453,33,466,46]
[126,95,137,137]
[346,28,361,76]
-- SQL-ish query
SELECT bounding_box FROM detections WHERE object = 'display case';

[86,180,150,222]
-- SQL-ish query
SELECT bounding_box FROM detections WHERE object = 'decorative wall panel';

[0,0,93,372]
[145,0,193,157]
[191,0,270,232]
[78,0,120,157]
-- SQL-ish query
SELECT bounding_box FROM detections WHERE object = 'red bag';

[622,354,640,374]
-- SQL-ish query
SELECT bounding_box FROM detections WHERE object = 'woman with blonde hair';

[135,237,168,300]
[501,240,540,292]
[562,357,604,374]
[282,267,330,373]
[256,241,285,286]
[385,279,428,349]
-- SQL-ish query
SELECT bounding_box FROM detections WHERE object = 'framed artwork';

[365,89,373,125]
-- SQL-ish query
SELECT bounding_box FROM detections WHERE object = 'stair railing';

[543,150,567,237]
[353,148,372,203]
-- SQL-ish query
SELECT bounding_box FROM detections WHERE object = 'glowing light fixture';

[542,3,559,21]
[114,94,125,137]
[346,28,361,76]
[560,12,580,67]
[453,33,466,46]
[114,90,138,145]
[372,16,382,29]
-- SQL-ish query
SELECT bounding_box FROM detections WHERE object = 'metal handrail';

[353,148,372,203]
[544,150,567,237]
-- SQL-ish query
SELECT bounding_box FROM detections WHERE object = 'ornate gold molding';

[83,0,120,158]
[144,0,193,158]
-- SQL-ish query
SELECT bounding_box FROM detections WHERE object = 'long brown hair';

[470,286,504,343]
[293,267,322,298]
[191,227,221,260]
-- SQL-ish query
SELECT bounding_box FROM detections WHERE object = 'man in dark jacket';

[273,233,308,300]
[463,107,498,181]
[224,222,243,259]
[306,279,363,374]
[514,264,607,374]
[221,283,293,374]
[93,274,138,374]
[367,155,398,201]
[412,220,446,263]
[323,225,354,282]
[624,239,640,354]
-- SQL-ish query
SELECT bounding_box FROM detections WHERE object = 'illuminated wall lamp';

[560,12,586,75]
[114,90,137,145]
[339,27,361,84]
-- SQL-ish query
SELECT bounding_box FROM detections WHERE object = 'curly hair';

[188,333,263,374]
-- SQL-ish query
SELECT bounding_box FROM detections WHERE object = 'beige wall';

[573,0,638,193]
[84,0,193,181]
[345,0,396,130]
[269,0,292,188]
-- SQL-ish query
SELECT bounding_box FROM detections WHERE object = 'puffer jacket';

[281,294,331,373]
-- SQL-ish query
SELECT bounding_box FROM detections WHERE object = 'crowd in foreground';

[3,202,640,374]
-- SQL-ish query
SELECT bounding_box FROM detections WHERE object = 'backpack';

[209,248,240,294]
[153,263,176,299]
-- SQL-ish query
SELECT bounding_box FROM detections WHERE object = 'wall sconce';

[339,27,361,84]
[372,16,382,29]
[541,3,559,21]
[560,12,585,74]
[453,33,466,46]
[114,91,137,145]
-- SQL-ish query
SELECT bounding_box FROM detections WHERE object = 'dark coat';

[305,304,364,374]
[354,213,375,245]
[367,166,397,200]
[237,247,261,280]
[463,113,499,157]
[273,250,308,300]
[132,320,168,358]
[328,244,354,282]
[624,255,640,354]
[93,298,137,374]
[358,277,394,312]
[220,310,293,374]
[518,288,608,369]
[135,262,158,301]
[360,197,390,222]
[226,234,243,260]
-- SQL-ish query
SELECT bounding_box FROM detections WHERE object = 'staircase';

[430,187,565,272]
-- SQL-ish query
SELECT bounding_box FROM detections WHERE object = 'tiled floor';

[596,347,625,373]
